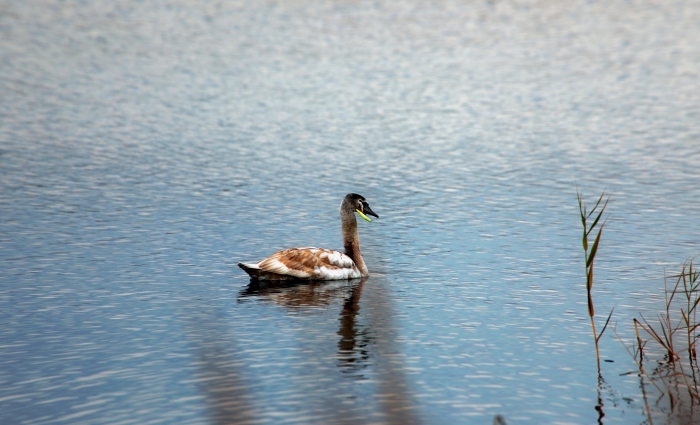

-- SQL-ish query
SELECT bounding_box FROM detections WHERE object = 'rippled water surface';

[2,0,700,424]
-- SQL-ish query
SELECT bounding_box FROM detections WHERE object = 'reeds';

[608,262,700,424]
[632,262,700,403]
[678,261,700,367]
[577,189,613,369]
[576,190,700,422]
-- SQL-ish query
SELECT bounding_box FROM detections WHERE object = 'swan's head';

[343,193,379,222]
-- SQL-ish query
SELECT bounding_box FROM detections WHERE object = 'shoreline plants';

[577,189,613,370]
[577,190,700,424]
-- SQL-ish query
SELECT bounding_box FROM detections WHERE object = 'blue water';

[2,0,700,424]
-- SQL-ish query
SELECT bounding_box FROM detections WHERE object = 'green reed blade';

[586,197,609,237]
[596,308,614,342]
[587,191,607,219]
[587,225,604,268]
[578,197,588,251]
[577,190,587,224]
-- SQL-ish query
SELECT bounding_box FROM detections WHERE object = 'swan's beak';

[356,204,378,222]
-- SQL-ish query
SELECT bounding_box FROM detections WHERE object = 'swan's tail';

[238,262,300,280]
[238,262,262,277]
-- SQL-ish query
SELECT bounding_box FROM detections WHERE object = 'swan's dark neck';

[341,207,368,276]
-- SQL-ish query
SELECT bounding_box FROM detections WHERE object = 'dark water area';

[1,0,700,424]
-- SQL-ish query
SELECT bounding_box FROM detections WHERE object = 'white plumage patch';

[253,247,361,280]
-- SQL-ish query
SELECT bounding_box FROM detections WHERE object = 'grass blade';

[587,191,607,219]
[638,315,668,350]
[587,261,594,292]
[586,197,610,237]
[587,225,604,268]
[690,297,700,314]
[597,308,614,342]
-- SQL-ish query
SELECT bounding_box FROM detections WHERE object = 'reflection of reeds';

[576,189,613,370]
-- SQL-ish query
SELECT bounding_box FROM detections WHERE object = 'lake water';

[2,0,700,424]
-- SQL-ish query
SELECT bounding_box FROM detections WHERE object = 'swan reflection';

[237,276,419,424]
[336,278,371,379]
[239,277,372,378]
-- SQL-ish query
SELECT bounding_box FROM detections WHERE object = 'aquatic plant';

[634,262,700,402]
[677,261,700,367]
[576,189,613,369]
[576,190,700,423]
[613,260,700,424]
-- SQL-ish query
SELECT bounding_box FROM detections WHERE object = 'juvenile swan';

[238,193,378,280]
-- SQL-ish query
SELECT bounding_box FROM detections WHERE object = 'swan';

[238,193,378,280]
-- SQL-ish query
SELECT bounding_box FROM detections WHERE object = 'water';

[1,0,700,423]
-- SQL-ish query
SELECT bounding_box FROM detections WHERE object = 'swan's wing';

[256,247,361,280]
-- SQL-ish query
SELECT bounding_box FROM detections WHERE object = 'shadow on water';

[239,276,421,425]
[178,301,256,425]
